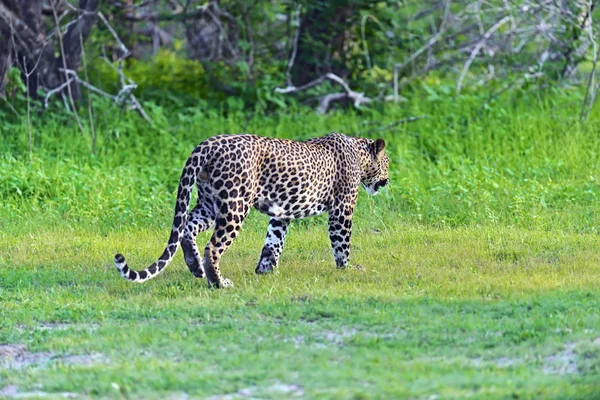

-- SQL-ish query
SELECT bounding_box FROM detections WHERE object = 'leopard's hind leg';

[203,197,251,288]
[181,186,215,278]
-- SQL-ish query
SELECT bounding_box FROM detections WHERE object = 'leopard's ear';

[371,138,386,158]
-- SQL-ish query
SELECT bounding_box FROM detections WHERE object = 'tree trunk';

[0,0,16,93]
[0,0,99,100]
[291,1,359,85]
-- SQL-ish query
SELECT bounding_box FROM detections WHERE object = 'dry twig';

[456,16,510,95]
[276,73,371,114]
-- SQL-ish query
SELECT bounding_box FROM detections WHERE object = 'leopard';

[114,132,390,288]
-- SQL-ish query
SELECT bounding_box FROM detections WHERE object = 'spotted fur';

[114,133,390,288]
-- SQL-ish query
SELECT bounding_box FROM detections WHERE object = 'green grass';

[1,90,600,398]
[1,224,600,398]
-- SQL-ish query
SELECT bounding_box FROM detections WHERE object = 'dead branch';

[60,69,117,99]
[275,75,327,94]
[43,77,75,108]
[395,8,470,77]
[96,12,152,124]
[456,16,511,95]
[317,93,347,114]
[60,68,147,124]
[276,72,371,114]
[97,12,130,57]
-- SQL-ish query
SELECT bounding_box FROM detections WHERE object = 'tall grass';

[1,88,598,235]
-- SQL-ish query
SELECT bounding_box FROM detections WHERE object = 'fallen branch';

[324,73,370,108]
[60,68,150,124]
[43,78,75,108]
[276,72,371,114]
[275,75,327,94]
[61,68,124,100]
[317,92,347,114]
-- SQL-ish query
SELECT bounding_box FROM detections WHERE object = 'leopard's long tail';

[114,154,200,283]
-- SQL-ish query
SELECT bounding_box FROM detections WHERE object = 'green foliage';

[6,67,26,94]
[4,0,599,117]
[1,86,599,234]
[88,49,293,112]
[0,67,29,122]
[125,49,212,104]
[90,49,214,108]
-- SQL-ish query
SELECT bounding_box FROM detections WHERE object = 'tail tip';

[115,253,125,264]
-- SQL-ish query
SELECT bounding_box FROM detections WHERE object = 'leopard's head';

[361,138,389,196]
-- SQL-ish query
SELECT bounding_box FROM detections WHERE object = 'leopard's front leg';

[328,204,355,268]
[256,218,290,274]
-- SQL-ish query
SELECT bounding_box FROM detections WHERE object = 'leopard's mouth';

[374,179,388,192]
[363,179,388,195]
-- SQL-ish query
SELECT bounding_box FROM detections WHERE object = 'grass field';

[1,91,600,398]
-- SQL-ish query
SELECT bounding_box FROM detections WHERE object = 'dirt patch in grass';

[207,382,303,399]
[0,344,106,369]
[0,344,27,358]
[0,385,79,398]
[543,343,578,375]
[312,327,405,347]
[315,328,359,346]
[16,322,99,333]
[471,342,582,374]
[471,356,521,369]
